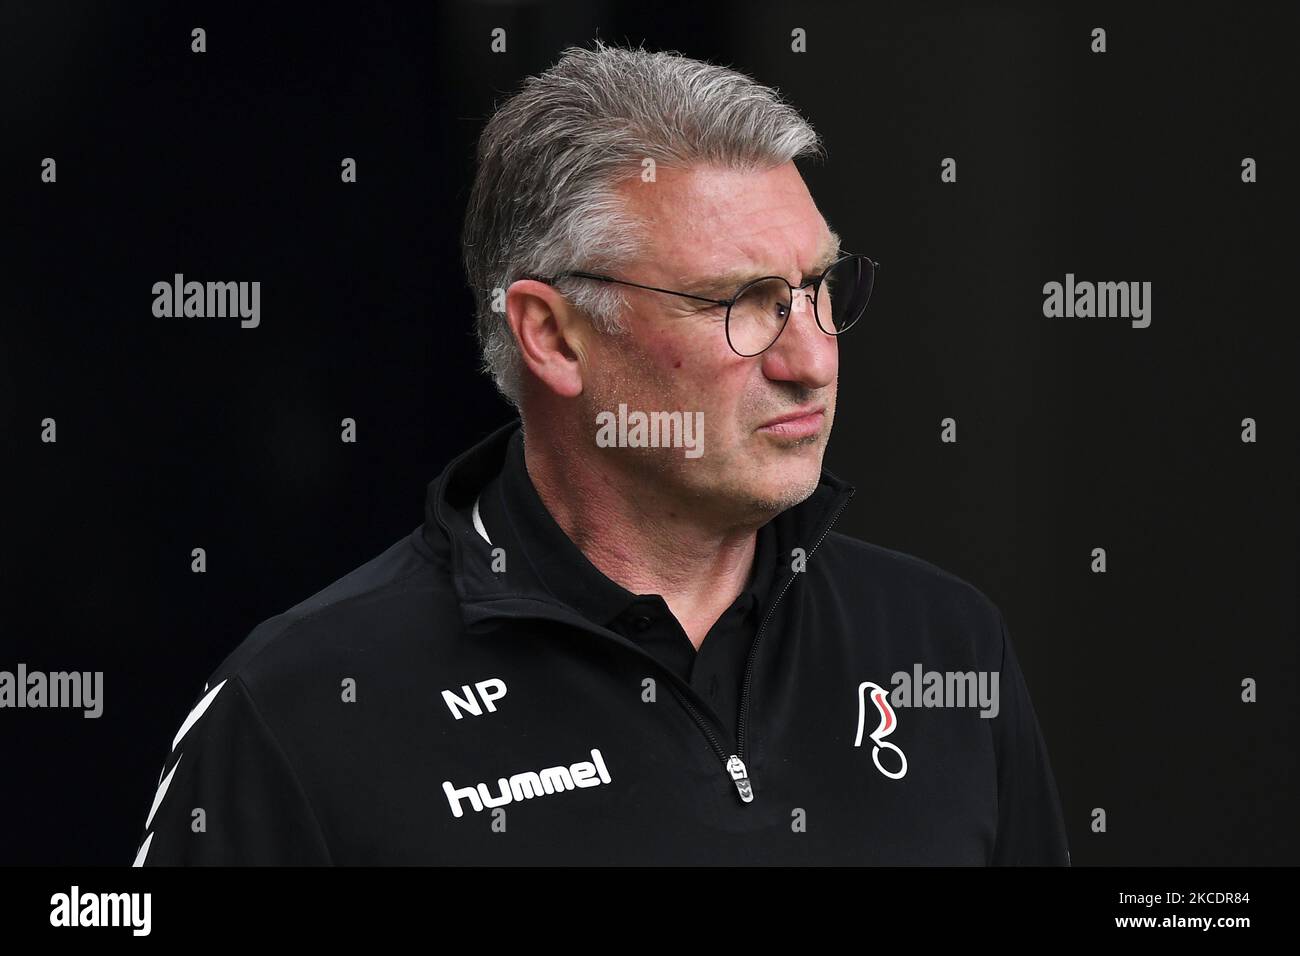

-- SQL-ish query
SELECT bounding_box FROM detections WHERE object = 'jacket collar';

[423,416,855,636]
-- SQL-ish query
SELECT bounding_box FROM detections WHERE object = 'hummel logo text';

[442,747,612,817]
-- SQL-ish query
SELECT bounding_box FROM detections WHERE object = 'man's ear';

[505,279,587,399]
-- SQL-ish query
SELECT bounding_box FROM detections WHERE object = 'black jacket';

[133,417,1071,865]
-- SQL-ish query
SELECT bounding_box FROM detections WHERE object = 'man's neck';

[522,435,759,651]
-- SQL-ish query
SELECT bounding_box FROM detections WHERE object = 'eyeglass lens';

[726,256,875,356]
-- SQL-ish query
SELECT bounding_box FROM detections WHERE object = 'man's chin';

[739,461,823,515]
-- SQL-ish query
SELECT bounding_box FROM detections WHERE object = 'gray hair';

[460,39,827,410]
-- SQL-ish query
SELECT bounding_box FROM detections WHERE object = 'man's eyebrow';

[676,234,843,300]
[809,233,843,274]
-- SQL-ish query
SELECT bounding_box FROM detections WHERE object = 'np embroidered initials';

[442,677,507,719]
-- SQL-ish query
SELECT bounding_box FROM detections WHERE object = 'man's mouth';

[757,405,826,439]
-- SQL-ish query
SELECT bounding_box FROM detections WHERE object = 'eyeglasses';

[520,252,879,356]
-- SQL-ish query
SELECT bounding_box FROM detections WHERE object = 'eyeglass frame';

[518,252,880,357]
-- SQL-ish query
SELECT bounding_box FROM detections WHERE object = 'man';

[133,40,1069,865]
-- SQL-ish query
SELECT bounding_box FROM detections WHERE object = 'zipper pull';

[726,755,754,803]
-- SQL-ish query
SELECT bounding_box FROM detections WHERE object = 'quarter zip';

[460,484,854,806]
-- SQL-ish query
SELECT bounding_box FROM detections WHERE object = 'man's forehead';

[620,164,839,293]
[671,229,843,297]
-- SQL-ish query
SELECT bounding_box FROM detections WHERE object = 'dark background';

[1,0,1294,866]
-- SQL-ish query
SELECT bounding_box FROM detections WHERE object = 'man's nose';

[761,289,836,387]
